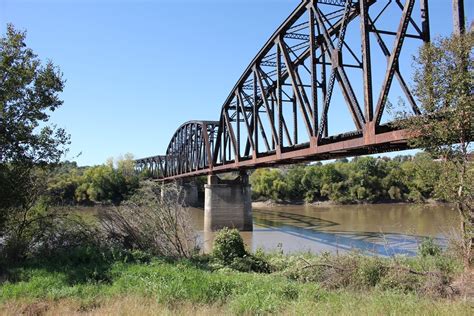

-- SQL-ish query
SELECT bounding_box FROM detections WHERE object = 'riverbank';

[1,245,472,315]
[252,199,452,209]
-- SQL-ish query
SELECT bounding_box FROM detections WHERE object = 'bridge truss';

[136,0,448,180]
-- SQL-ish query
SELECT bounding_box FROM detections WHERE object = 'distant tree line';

[250,153,466,204]
[44,152,469,206]
[45,154,140,205]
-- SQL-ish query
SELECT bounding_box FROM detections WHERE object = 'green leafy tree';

[284,165,306,200]
[344,157,385,202]
[116,153,139,195]
[250,168,286,200]
[382,159,407,201]
[401,153,440,202]
[0,24,69,234]
[0,24,70,261]
[397,32,473,268]
[0,24,68,165]
[319,164,347,202]
[301,165,324,202]
[73,156,139,205]
[75,164,122,204]
[46,161,83,204]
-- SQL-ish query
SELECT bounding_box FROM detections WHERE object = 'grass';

[0,249,472,315]
[1,292,472,315]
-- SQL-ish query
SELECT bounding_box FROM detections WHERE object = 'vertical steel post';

[237,97,240,158]
[309,5,318,140]
[453,0,465,35]
[293,94,298,144]
[420,0,430,42]
[360,0,373,123]
[270,97,275,149]
[321,49,328,138]
[253,72,259,155]
[276,42,283,152]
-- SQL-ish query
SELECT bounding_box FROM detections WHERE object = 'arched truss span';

[138,0,442,180]
[135,121,219,178]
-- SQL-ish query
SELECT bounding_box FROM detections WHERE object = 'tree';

[0,24,68,165]
[285,165,306,200]
[397,32,473,268]
[0,24,69,234]
[401,153,440,202]
[249,168,286,201]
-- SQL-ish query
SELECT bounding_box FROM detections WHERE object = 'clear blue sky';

[2,0,472,166]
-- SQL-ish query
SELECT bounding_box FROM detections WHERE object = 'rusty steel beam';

[453,0,465,35]
[159,126,412,181]
[360,0,373,123]
[374,0,415,126]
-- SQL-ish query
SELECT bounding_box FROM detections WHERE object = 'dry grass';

[2,293,472,316]
[0,296,226,316]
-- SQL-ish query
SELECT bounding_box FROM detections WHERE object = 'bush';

[228,255,271,273]
[418,238,442,257]
[211,228,270,273]
[266,252,459,297]
[212,228,246,265]
[1,198,102,264]
[357,257,387,287]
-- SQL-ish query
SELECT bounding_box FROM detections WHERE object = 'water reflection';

[191,204,458,256]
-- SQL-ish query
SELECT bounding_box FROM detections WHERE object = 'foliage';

[396,32,473,268]
[250,154,452,204]
[249,168,287,201]
[266,251,461,298]
[418,237,442,258]
[0,24,69,233]
[99,181,198,258]
[284,165,306,200]
[1,200,102,263]
[210,228,270,273]
[211,228,246,265]
[46,155,139,205]
[0,24,69,165]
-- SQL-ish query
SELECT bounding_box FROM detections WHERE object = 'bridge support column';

[204,172,253,231]
[182,181,199,207]
[161,180,199,207]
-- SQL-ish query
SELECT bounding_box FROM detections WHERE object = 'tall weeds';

[99,181,198,258]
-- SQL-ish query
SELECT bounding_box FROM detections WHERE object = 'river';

[189,204,459,256]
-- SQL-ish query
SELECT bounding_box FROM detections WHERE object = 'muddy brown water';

[189,204,459,256]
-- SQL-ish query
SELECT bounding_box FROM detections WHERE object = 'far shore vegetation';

[250,153,460,205]
[30,151,469,208]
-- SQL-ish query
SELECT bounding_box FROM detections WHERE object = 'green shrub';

[357,258,387,287]
[418,238,442,257]
[212,228,247,265]
[229,255,271,273]
[378,269,422,293]
[211,228,270,273]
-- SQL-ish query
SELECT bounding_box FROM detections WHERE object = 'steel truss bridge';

[136,0,466,181]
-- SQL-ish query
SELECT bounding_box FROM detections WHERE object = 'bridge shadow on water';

[252,209,443,257]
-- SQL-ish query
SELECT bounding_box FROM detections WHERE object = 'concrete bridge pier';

[180,180,199,207]
[204,172,253,231]
[161,180,199,207]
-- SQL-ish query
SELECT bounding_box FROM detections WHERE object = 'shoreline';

[251,199,452,208]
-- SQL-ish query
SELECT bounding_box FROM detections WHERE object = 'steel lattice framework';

[136,0,448,180]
